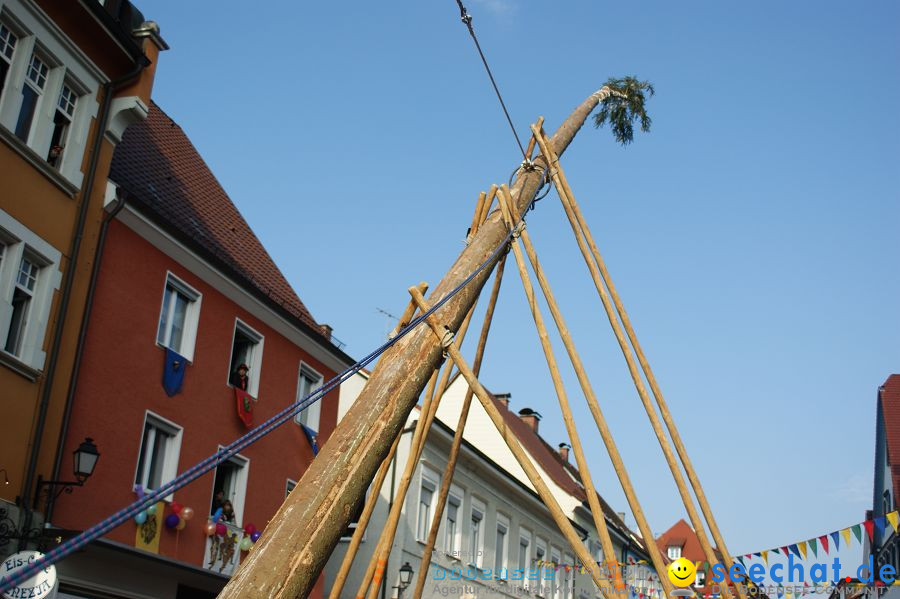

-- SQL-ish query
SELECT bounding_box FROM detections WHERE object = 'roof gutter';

[18,52,150,548]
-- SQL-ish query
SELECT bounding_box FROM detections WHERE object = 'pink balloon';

[215,522,227,537]
[243,523,257,535]
[180,506,195,521]
[204,522,216,536]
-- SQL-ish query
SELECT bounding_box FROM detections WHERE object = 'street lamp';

[394,562,414,598]
[35,437,101,510]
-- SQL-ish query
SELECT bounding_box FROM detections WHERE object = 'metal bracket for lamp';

[33,475,86,509]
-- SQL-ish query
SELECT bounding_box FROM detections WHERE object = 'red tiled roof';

[655,519,724,563]
[879,375,900,499]
[109,101,323,335]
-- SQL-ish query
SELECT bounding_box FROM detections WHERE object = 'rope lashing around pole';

[440,326,455,358]
[0,222,518,594]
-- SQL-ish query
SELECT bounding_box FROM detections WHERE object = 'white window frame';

[285,478,296,498]
[227,318,264,397]
[155,272,201,361]
[551,548,562,599]
[444,484,463,557]
[294,361,323,432]
[0,2,103,189]
[667,545,682,560]
[469,497,486,569]
[495,512,509,576]
[210,445,249,527]
[0,208,61,372]
[133,411,182,502]
[535,537,547,598]
[417,466,438,542]
[518,528,532,573]
[563,553,574,599]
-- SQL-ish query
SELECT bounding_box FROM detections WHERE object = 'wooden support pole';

[523,116,545,160]
[411,254,507,599]
[354,368,442,599]
[361,304,480,599]
[408,287,614,596]
[530,127,740,599]
[328,425,405,599]
[220,88,610,599]
[477,185,499,231]
[495,189,625,599]
[468,191,487,243]
[389,282,429,339]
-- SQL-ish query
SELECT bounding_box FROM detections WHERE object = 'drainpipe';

[45,187,128,524]
[18,53,149,548]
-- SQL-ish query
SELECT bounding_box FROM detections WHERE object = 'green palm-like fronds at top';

[593,76,655,146]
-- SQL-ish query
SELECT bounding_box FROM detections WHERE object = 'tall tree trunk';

[218,88,606,599]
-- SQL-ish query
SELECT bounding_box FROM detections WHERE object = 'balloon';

[180,506,194,521]
[203,522,216,536]
[164,514,180,529]
[134,511,147,525]
[176,517,187,530]
[215,522,227,537]
[171,501,183,515]
[212,508,223,522]
[243,523,256,535]
[240,537,253,552]
[146,504,157,516]
[250,531,261,543]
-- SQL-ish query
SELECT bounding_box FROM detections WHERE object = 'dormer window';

[667,545,682,560]
[15,53,48,142]
[47,83,77,168]
[0,22,16,99]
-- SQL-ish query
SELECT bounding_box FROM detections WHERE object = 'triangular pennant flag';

[888,511,900,533]
[782,546,791,557]
[863,520,874,542]
[819,535,829,555]
[852,523,863,543]
[789,544,801,559]
[842,528,852,546]
[798,542,807,559]
[808,539,817,557]
[831,531,840,550]
[761,550,769,565]
[875,516,887,535]
[754,552,761,558]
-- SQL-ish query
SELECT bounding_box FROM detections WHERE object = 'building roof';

[110,101,332,345]
[879,375,900,499]
[655,519,724,564]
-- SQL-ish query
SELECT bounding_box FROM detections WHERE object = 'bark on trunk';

[217,88,605,599]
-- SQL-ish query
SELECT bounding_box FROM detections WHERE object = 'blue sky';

[146,0,898,567]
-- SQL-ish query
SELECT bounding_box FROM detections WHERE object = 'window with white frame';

[46,81,76,167]
[417,469,437,542]
[518,529,531,572]
[535,538,547,598]
[134,412,182,497]
[156,273,201,361]
[563,553,574,599]
[0,21,16,101]
[469,498,485,568]
[695,570,706,587]
[14,51,47,142]
[228,319,263,396]
[445,488,462,556]
[210,450,249,526]
[0,211,61,372]
[551,548,562,599]
[495,513,509,575]
[294,362,323,432]
[285,479,296,498]
[667,545,681,560]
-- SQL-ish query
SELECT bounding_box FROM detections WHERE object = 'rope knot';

[440,326,455,358]
[512,219,526,239]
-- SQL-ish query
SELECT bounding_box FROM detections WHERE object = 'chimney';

[495,393,511,409]
[517,408,542,433]
[558,443,571,462]
[617,512,627,524]
[320,323,333,341]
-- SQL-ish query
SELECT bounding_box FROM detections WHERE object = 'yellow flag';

[761,550,769,565]
[798,542,807,559]
[841,528,852,546]
[888,511,900,533]
[134,501,164,554]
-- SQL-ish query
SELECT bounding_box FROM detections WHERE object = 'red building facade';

[49,102,352,598]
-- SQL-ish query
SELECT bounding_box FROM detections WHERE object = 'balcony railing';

[203,521,244,576]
